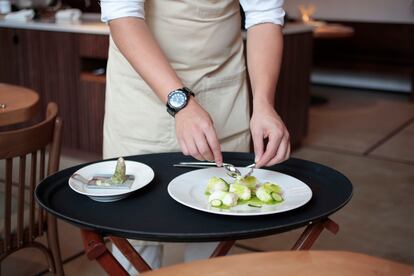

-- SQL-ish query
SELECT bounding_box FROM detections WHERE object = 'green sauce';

[239,196,282,207]
[210,196,283,210]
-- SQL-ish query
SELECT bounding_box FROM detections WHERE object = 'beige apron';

[103,0,251,159]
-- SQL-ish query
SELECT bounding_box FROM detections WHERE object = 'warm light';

[299,4,316,24]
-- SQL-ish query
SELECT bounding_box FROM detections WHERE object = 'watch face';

[169,91,187,108]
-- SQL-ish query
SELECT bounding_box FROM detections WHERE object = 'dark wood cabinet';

[313,21,414,100]
[77,34,108,155]
[79,34,109,59]
[276,32,313,148]
[0,28,25,85]
[21,30,80,148]
[0,28,108,152]
[78,79,106,154]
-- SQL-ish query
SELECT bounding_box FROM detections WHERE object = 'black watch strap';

[181,87,195,97]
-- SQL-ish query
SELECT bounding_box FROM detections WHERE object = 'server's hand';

[175,99,223,166]
[250,101,290,168]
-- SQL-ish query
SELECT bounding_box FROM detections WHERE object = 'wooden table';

[0,83,39,127]
[143,251,414,276]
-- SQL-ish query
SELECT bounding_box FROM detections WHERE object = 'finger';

[204,128,222,167]
[256,133,282,168]
[186,137,203,161]
[194,134,214,162]
[179,139,189,156]
[267,135,289,166]
[252,130,264,167]
[282,131,291,162]
[284,141,291,161]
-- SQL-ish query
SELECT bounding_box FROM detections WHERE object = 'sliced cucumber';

[219,178,229,185]
[248,203,262,208]
[210,199,223,207]
[271,192,283,202]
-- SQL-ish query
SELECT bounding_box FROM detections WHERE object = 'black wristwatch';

[166,87,195,117]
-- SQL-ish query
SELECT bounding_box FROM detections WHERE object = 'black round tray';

[35,152,353,242]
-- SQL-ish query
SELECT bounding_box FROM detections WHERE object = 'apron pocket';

[105,72,173,145]
[197,71,250,140]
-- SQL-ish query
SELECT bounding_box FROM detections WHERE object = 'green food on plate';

[234,175,258,190]
[205,176,229,195]
[208,190,238,207]
[256,182,283,203]
[111,157,128,184]
[229,183,251,200]
[205,175,284,209]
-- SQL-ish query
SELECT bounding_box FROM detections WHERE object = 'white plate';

[168,167,312,216]
[69,160,154,202]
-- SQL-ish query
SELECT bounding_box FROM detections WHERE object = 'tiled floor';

[370,120,414,163]
[2,86,413,275]
[305,87,414,155]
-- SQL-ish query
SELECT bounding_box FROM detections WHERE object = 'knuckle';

[275,129,284,138]
[202,121,212,131]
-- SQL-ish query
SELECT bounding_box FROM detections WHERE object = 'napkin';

[55,9,82,22]
[4,9,34,22]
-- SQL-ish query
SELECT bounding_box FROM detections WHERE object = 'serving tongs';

[174,162,255,178]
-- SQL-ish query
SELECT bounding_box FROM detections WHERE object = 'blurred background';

[0,0,413,275]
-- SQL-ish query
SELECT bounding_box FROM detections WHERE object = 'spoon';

[223,163,256,178]
[223,163,242,178]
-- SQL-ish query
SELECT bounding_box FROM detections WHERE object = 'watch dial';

[169,92,186,108]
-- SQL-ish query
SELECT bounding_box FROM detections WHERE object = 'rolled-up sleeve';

[100,0,145,23]
[240,0,285,29]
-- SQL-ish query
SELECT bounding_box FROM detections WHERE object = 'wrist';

[175,97,196,117]
[252,97,274,111]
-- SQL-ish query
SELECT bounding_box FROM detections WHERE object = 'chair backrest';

[0,102,62,255]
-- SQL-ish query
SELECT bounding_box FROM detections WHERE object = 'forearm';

[109,17,183,103]
[246,24,283,108]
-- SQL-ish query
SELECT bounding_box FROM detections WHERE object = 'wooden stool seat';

[0,83,39,127]
[144,251,413,276]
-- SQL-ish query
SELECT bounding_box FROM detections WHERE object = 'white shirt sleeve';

[100,0,145,23]
[239,0,285,29]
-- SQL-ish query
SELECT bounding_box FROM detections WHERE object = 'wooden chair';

[0,102,64,275]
